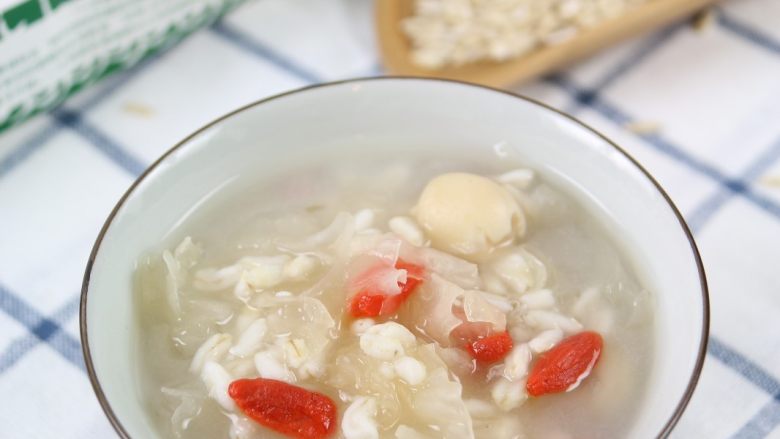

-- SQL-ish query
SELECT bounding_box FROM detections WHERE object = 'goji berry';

[465,331,513,364]
[348,259,425,317]
[526,331,603,397]
[349,292,384,317]
[228,378,337,439]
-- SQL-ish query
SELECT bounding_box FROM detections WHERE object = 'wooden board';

[376,0,718,87]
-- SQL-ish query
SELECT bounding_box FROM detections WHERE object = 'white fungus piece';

[254,349,296,383]
[341,396,380,439]
[388,216,426,247]
[161,387,201,434]
[229,318,267,358]
[350,260,406,297]
[283,254,319,281]
[354,208,376,232]
[201,361,235,411]
[414,173,525,256]
[409,367,474,436]
[393,356,427,385]
[525,309,583,334]
[504,343,532,381]
[351,318,376,335]
[528,328,564,354]
[490,248,547,294]
[463,290,507,332]
[520,288,556,309]
[359,322,417,361]
[405,245,481,289]
[409,274,473,345]
[491,377,528,411]
[190,333,232,373]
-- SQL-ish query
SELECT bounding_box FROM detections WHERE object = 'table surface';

[0,0,779,437]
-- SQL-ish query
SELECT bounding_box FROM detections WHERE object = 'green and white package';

[0,0,244,134]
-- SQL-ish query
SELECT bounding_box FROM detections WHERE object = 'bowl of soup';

[81,77,708,439]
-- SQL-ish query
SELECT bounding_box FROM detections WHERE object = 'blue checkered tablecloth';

[1,0,779,437]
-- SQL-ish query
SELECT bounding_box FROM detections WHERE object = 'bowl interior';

[83,78,706,438]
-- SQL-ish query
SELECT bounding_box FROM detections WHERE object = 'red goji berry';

[349,291,385,317]
[465,331,514,364]
[526,331,603,397]
[228,378,337,439]
[348,259,425,318]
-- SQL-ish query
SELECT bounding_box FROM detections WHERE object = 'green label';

[0,0,245,134]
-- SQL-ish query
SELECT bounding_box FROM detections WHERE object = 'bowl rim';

[80,76,710,439]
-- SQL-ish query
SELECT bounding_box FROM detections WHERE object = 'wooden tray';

[377,0,717,87]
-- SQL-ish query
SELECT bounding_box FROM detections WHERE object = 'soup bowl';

[81,77,708,438]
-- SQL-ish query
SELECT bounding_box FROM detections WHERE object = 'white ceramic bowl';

[81,77,708,438]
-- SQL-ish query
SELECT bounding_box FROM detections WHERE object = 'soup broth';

[136,154,654,439]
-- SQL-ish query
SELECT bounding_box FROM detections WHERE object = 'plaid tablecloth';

[1,0,779,437]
